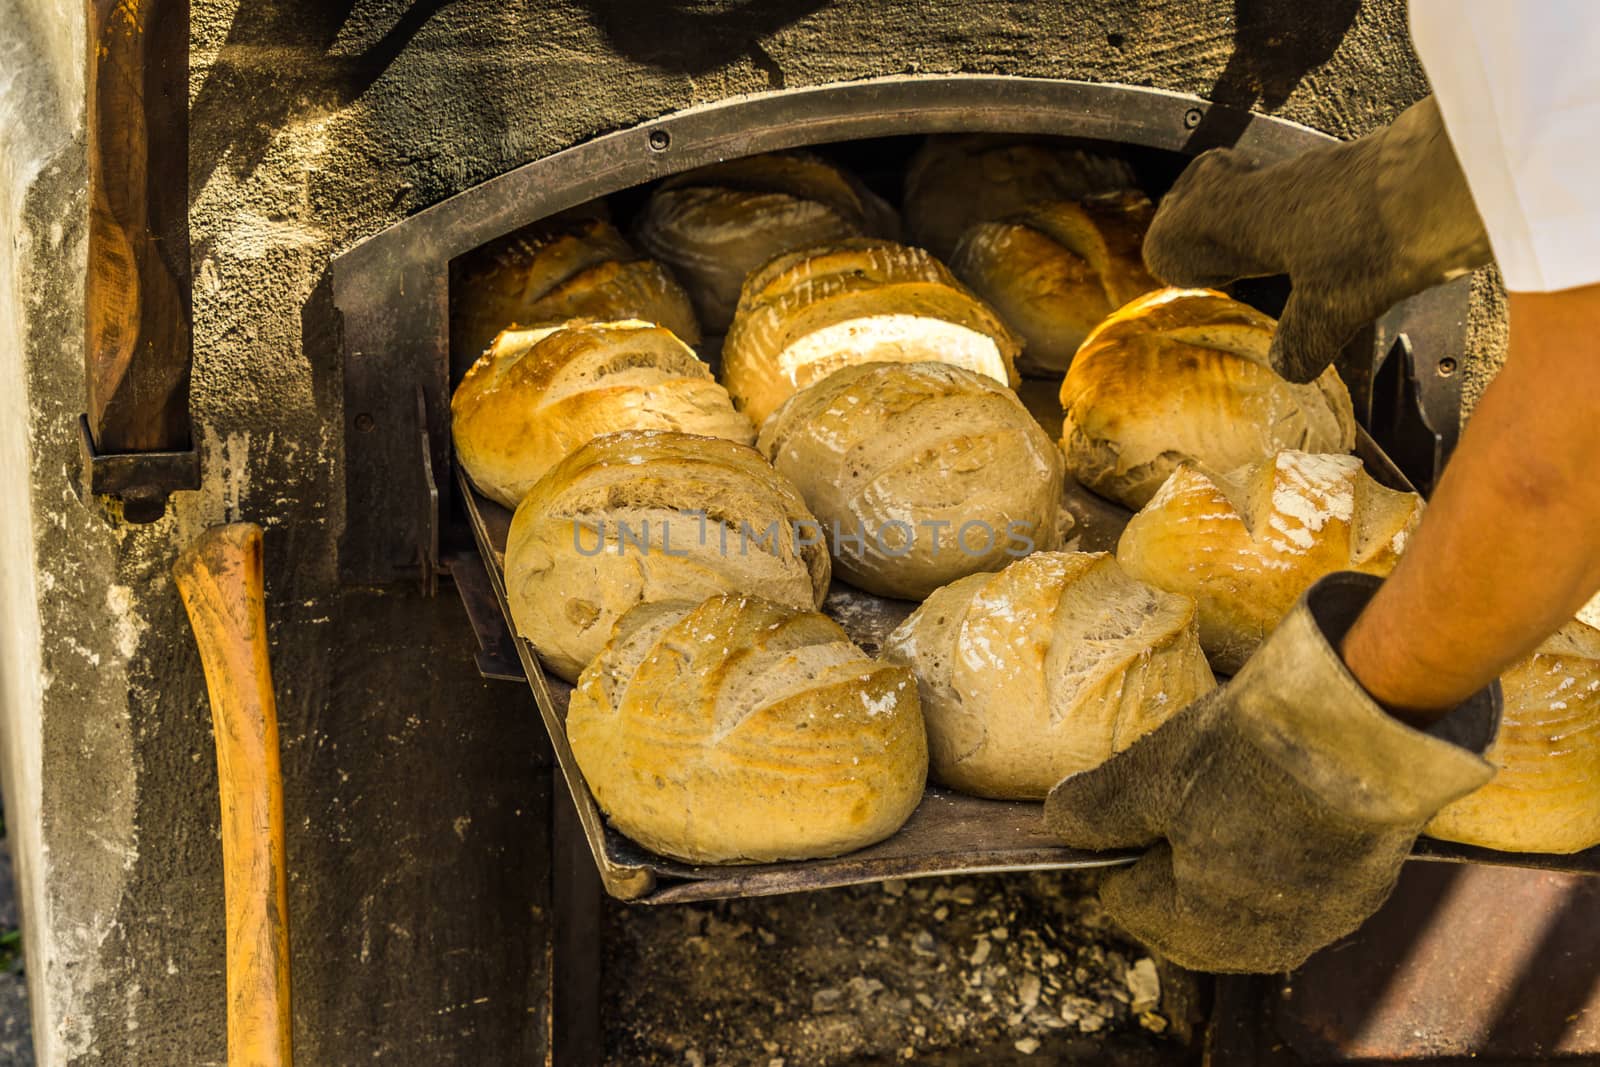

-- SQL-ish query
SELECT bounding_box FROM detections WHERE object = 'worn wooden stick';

[174,524,294,1067]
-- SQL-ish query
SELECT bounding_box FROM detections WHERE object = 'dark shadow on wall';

[189,0,459,195]
[575,0,831,80]
[1184,0,1362,151]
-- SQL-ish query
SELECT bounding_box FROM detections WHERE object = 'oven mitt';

[1143,96,1493,384]
[1043,572,1501,974]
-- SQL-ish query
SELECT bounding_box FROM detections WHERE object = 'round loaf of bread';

[1058,288,1357,509]
[723,238,1021,428]
[451,319,754,508]
[634,152,897,330]
[758,362,1062,599]
[950,193,1161,374]
[1117,451,1423,673]
[1426,614,1600,854]
[567,593,927,864]
[882,552,1214,800]
[451,214,700,362]
[903,135,1138,260]
[504,430,830,682]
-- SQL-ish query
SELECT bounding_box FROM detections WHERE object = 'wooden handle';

[174,524,293,1067]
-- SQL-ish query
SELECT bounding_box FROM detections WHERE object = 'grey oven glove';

[1143,96,1493,383]
[1043,572,1500,974]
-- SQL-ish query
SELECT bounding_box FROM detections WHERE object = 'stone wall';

[0,1,1482,1062]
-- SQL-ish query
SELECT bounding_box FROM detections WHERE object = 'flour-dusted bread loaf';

[451,320,754,507]
[568,593,926,864]
[504,430,830,681]
[882,552,1214,800]
[950,193,1161,374]
[1427,615,1600,854]
[903,135,1139,260]
[757,362,1063,599]
[451,213,700,361]
[1058,288,1357,509]
[1117,451,1423,673]
[633,152,898,331]
[722,238,1021,428]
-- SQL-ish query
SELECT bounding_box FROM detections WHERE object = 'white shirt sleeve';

[1410,1,1600,292]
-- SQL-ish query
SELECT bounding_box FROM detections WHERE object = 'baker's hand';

[1144,96,1493,384]
[1043,572,1500,974]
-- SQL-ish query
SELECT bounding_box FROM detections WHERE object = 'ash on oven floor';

[604,869,1195,1066]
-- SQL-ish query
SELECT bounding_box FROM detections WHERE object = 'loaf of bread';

[950,193,1161,374]
[882,552,1214,800]
[904,135,1139,260]
[1117,451,1423,673]
[504,430,830,681]
[634,152,897,330]
[722,238,1022,427]
[1059,288,1356,509]
[567,593,927,864]
[1426,615,1600,854]
[451,213,700,362]
[758,362,1062,599]
[451,320,754,508]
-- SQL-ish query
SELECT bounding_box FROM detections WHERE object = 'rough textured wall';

[0,1,1488,1063]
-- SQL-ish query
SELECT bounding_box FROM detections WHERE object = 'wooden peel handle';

[174,524,293,1067]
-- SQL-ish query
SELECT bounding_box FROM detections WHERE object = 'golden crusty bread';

[722,238,1021,428]
[903,134,1139,260]
[633,152,898,330]
[1426,614,1600,854]
[950,193,1161,374]
[882,552,1214,800]
[451,214,700,361]
[567,593,927,864]
[451,319,754,508]
[758,362,1062,599]
[1117,451,1423,673]
[504,430,830,682]
[1058,288,1356,509]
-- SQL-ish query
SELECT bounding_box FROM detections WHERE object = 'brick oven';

[0,2,1589,1065]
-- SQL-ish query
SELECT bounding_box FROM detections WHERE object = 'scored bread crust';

[1116,450,1423,673]
[504,430,830,682]
[1058,288,1356,509]
[723,238,1021,428]
[1426,617,1600,854]
[882,552,1214,800]
[567,593,928,864]
[451,214,701,361]
[950,193,1160,375]
[451,320,755,508]
[757,362,1063,599]
[903,134,1139,260]
[633,152,898,330]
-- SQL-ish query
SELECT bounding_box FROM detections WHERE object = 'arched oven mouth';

[330,74,1480,902]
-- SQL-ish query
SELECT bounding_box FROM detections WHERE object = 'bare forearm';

[1342,286,1600,721]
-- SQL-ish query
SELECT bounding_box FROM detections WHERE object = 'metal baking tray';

[458,387,1600,901]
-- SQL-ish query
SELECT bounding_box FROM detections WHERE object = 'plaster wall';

[0,1,1500,1062]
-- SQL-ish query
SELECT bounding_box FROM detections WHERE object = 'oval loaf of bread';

[882,552,1214,800]
[567,593,928,864]
[1117,450,1423,673]
[451,213,700,361]
[451,319,754,508]
[723,238,1021,428]
[904,134,1138,260]
[1058,288,1356,509]
[634,152,897,330]
[758,362,1063,599]
[504,430,830,682]
[1426,614,1600,854]
[950,193,1161,374]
